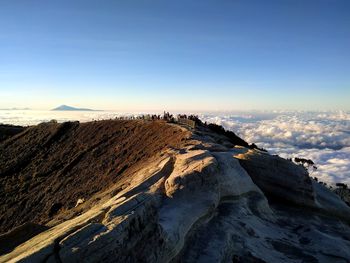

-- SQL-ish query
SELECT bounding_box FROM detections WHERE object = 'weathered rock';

[235,149,316,207]
[0,223,48,256]
[313,181,350,222]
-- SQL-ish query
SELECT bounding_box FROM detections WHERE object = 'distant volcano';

[51,105,96,111]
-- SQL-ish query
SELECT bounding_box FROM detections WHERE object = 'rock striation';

[1,120,350,263]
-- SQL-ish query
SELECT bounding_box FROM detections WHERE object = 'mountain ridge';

[0,119,349,262]
[51,105,98,111]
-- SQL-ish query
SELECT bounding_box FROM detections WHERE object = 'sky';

[0,0,349,111]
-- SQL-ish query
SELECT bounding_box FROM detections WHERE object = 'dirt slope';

[0,120,188,234]
[0,124,26,143]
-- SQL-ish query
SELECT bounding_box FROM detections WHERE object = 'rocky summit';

[0,120,350,263]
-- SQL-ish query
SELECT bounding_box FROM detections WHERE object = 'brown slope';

[0,120,189,234]
[0,124,26,143]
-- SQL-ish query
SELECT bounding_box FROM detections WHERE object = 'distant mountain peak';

[51,105,96,111]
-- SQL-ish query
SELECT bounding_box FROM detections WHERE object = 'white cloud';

[200,111,350,185]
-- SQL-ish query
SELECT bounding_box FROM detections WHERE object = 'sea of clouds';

[199,110,350,185]
[1,109,349,184]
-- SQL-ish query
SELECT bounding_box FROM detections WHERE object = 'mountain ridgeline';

[51,105,97,111]
[0,118,349,262]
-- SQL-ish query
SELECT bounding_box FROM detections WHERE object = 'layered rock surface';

[1,121,350,263]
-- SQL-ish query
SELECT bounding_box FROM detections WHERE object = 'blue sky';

[0,0,349,110]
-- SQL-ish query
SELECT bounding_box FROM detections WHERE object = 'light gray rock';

[1,144,350,263]
[313,180,350,222]
[235,149,316,207]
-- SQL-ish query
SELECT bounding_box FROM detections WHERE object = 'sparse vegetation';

[293,157,317,175]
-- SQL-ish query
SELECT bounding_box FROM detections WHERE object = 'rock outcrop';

[236,149,316,207]
[1,120,350,263]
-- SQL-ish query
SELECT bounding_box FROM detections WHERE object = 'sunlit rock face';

[1,121,350,263]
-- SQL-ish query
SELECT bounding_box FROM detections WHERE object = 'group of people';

[114,112,200,124]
